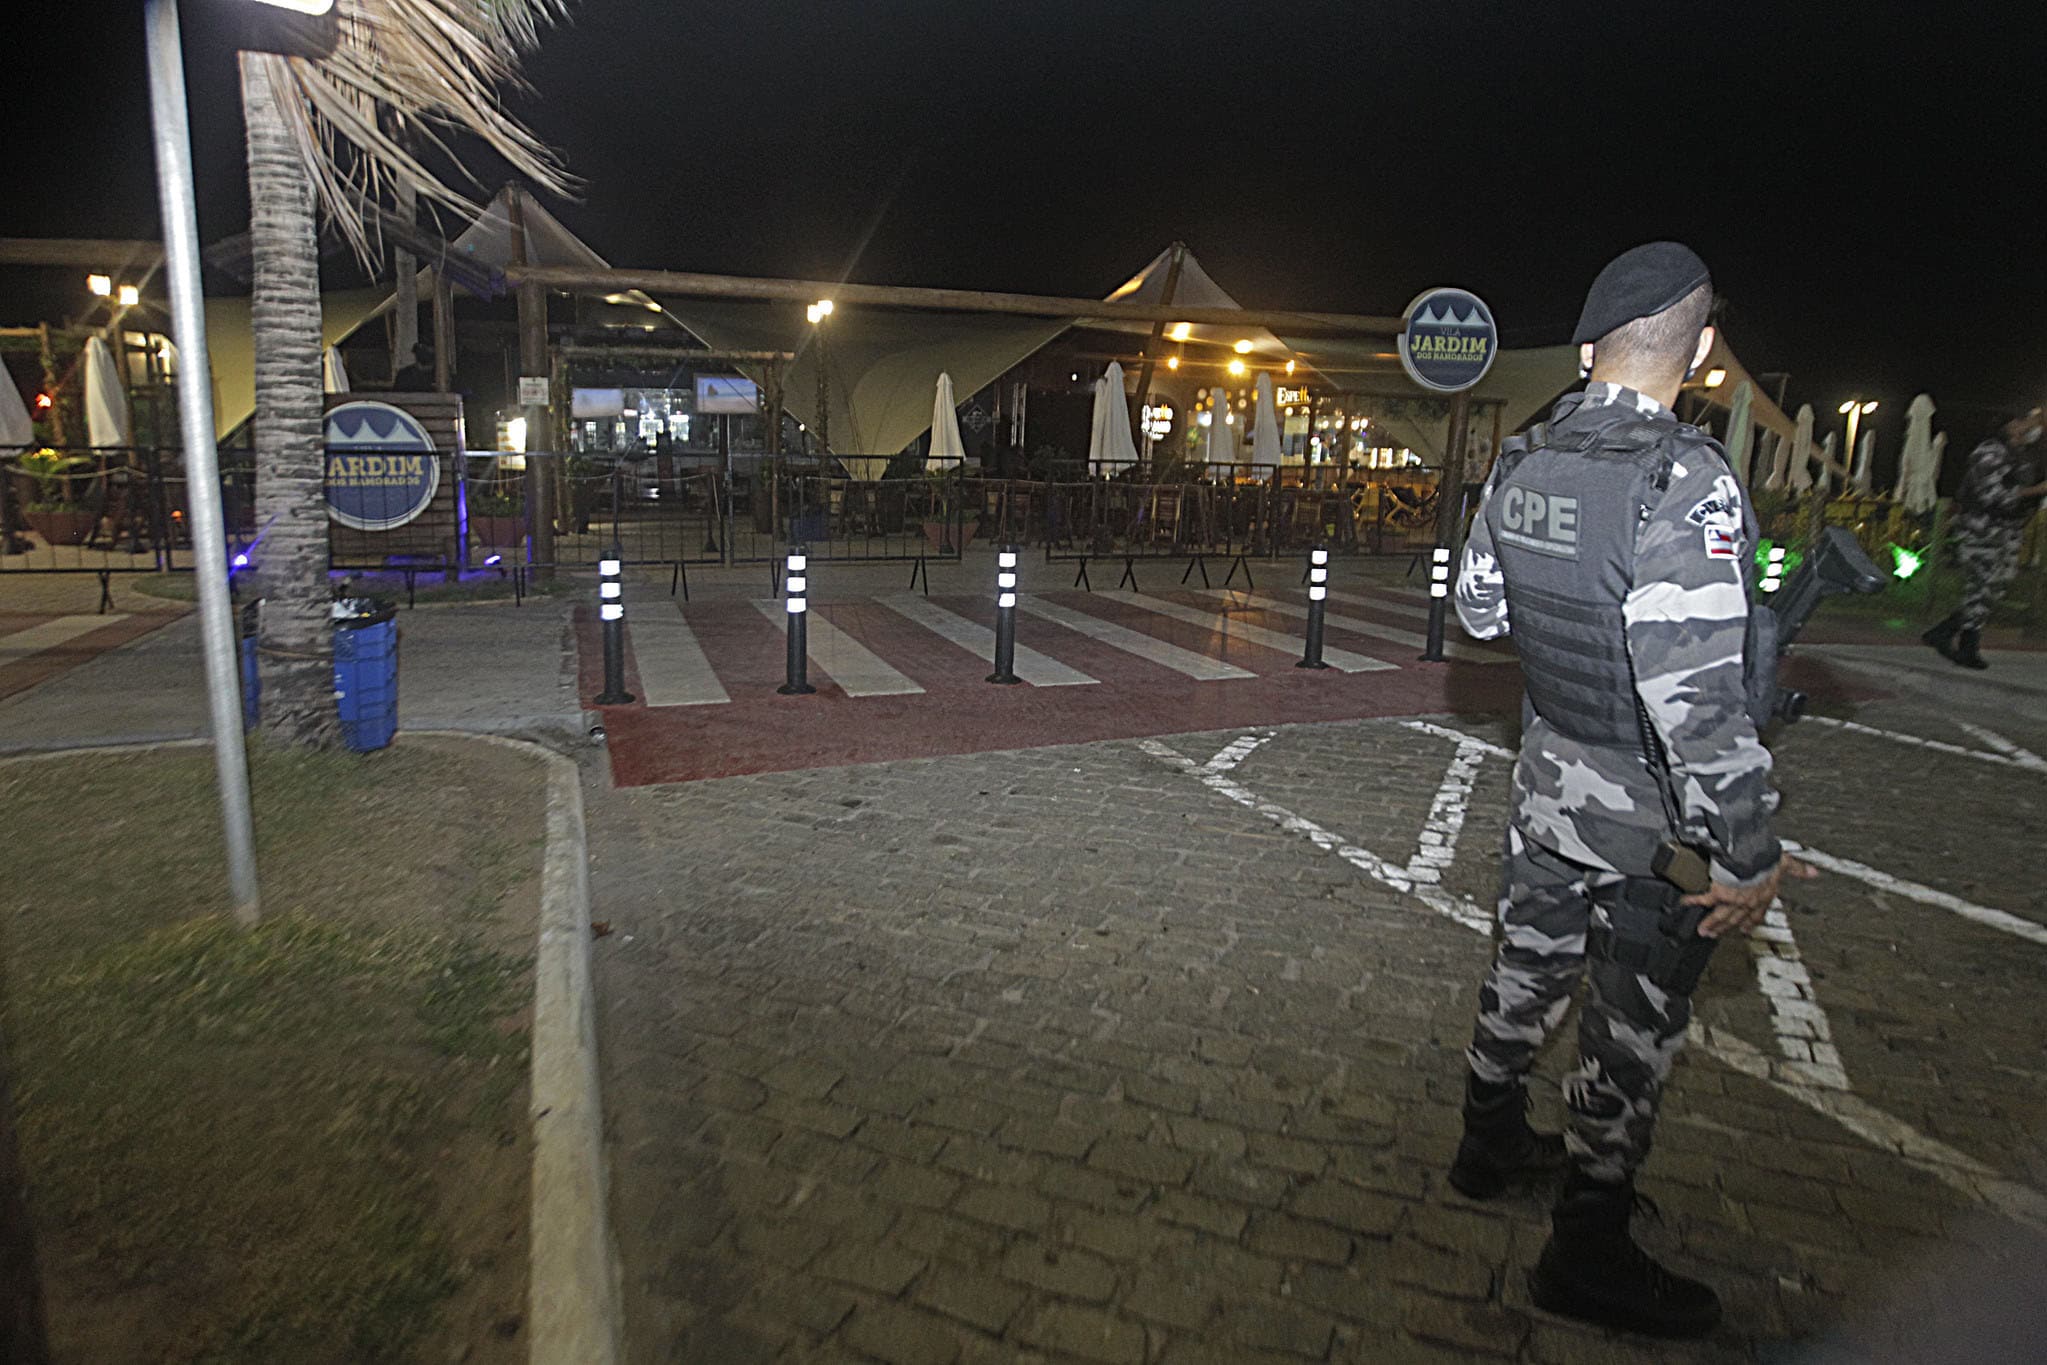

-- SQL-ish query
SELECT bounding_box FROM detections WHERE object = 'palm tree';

[240,1,573,745]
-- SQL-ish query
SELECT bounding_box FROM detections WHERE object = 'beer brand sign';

[325,401,439,531]
[1398,287,1497,394]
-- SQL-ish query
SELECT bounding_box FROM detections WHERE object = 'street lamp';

[1703,368,1727,388]
[1838,398,1877,475]
[807,299,833,453]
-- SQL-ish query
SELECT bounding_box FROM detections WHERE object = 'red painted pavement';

[0,610,185,702]
[576,591,1887,788]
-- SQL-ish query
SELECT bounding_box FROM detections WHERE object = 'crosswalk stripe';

[1015,595,1255,681]
[1200,589,1510,665]
[1326,585,1436,621]
[880,594,1097,687]
[629,601,729,707]
[1098,591,1396,673]
[751,599,925,697]
[0,614,127,665]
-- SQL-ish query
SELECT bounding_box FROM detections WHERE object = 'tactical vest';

[1486,416,1708,748]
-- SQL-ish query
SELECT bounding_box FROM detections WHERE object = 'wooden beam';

[0,238,165,269]
[502,264,1404,338]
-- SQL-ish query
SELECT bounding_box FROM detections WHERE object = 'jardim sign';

[1397,287,1498,395]
[325,401,439,531]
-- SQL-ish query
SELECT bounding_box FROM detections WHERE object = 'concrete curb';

[2,732,624,1364]
[413,731,622,1365]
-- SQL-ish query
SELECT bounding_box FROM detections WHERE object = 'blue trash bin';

[239,601,260,728]
[332,598,399,752]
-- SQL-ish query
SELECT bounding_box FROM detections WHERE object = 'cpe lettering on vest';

[1498,486,1580,559]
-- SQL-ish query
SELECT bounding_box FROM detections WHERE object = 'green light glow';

[1891,544,1923,580]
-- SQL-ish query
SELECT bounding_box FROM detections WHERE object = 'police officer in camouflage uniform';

[1922,407,2046,669]
[1446,243,1815,1339]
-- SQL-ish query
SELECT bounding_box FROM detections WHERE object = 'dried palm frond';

[255,0,578,268]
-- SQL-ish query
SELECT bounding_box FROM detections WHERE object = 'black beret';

[1571,242,1712,344]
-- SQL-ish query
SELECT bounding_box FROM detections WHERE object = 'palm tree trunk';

[241,52,338,747]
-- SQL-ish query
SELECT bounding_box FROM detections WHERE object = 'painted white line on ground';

[1954,721,2047,773]
[1019,595,1255,681]
[1141,735,1493,934]
[0,614,127,664]
[1199,589,1509,665]
[880,593,1097,687]
[1783,840,2047,949]
[1698,1025,2047,1231]
[752,599,925,697]
[1405,740,1489,893]
[1100,590,1395,672]
[1748,907,1851,1090]
[1400,719,1516,760]
[1803,715,2033,773]
[1201,732,1272,775]
[627,602,729,707]
[1399,718,2047,1228]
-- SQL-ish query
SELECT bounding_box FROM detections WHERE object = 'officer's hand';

[1684,856,1818,938]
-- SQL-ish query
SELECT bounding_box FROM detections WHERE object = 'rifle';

[1649,525,1887,904]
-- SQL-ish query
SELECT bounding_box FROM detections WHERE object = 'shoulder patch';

[1686,473,1746,560]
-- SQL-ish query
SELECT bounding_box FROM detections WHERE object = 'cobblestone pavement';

[584,665,2047,1363]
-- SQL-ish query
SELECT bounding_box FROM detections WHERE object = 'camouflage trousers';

[1956,514,2025,632]
[1466,826,1693,1183]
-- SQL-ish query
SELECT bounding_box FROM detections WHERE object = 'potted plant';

[19,448,95,546]
[468,488,524,547]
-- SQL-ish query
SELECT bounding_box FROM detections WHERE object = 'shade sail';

[1681,331,1795,443]
[658,297,1068,457]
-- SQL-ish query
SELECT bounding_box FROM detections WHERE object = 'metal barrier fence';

[1,443,252,581]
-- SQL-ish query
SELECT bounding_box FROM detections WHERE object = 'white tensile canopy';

[84,336,130,449]
[1896,393,1940,513]
[926,372,966,472]
[1252,371,1284,465]
[1086,362,1140,472]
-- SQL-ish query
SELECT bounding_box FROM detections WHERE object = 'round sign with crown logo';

[1398,287,1497,394]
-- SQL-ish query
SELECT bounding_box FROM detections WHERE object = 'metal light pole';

[807,299,833,455]
[143,0,260,924]
[1838,399,1876,478]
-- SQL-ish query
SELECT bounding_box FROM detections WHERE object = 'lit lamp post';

[136,0,337,925]
[806,299,833,454]
[1838,399,1877,479]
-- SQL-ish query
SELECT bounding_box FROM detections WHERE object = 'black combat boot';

[1529,1170,1721,1338]
[1446,1075,1566,1200]
[1921,612,1961,658]
[1952,628,1989,670]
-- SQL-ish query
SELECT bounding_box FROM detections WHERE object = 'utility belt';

[1587,877,1720,994]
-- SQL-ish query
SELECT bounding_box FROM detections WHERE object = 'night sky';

[9,2,2045,448]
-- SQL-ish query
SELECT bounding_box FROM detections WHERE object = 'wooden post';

[1128,242,1186,459]
[430,271,454,393]
[391,181,418,383]
[1434,389,1473,548]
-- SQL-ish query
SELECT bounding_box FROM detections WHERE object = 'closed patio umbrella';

[1896,393,1939,513]
[1723,380,1754,485]
[1202,387,1234,466]
[84,336,130,450]
[926,371,966,472]
[1086,362,1140,473]
[323,346,350,394]
[1251,372,1283,467]
[1786,403,1815,492]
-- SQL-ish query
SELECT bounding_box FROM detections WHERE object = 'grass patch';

[1,738,546,1363]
